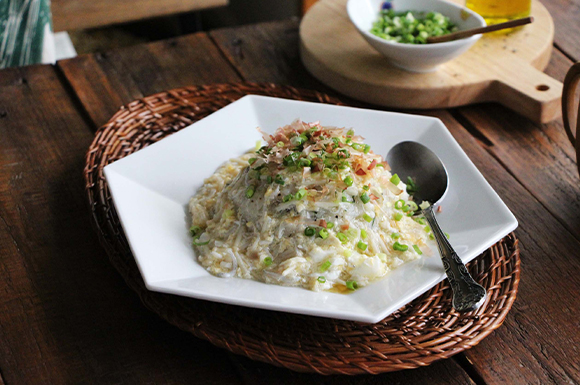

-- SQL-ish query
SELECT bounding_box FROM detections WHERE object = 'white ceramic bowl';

[347,0,486,72]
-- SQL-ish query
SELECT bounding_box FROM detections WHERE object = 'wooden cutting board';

[299,0,562,123]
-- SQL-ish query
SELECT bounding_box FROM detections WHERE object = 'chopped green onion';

[376,163,384,168]
[342,194,351,203]
[357,241,368,251]
[346,280,358,290]
[248,158,257,165]
[254,140,262,151]
[391,232,400,239]
[274,175,285,185]
[276,141,284,147]
[283,152,300,166]
[283,194,293,202]
[343,176,354,186]
[346,129,354,136]
[393,242,408,252]
[360,229,368,239]
[407,201,418,212]
[189,225,201,236]
[364,144,371,154]
[406,176,418,195]
[320,260,332,272]
[360,193,370,204]
[295,188,307,200]
[337,232,348,244]
[429,233,435,240]
[394,213,403,221]
[317,276,326,283]
[290,135,306,146]
[351,143,364,152]
[327,222,334,229]
[363,213,373,223]
[304,227,316,236]
[395,199,405,209]
[343,249,353,257]
[192,234,210,246]
[413,245,423,255]
[299,158,311,167]
[245,186,255,198]
[363,185,370,191]
[267,175,273,184]
[318,228,329,239]
[264,257,273,266]
[424,226,431,233]
[445,232,450,239]
[390,174,401,185]
[414,217,426,225]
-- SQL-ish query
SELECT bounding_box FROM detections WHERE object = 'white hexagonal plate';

[104,95,517,323]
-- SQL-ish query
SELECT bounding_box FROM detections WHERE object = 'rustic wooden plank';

[539,0,580,61]
[52,0,228,31]
[57,32,240,128]
[210,19,580,384]
[453,48,580,241]
[0,65,242,384]
[433,109,580,385]
[231,353,475,385]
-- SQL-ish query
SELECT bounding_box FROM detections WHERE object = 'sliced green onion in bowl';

[394,213,403,221]
[390,174,401,185]
[413,245,423,255]
[343,176,353,186]
[245,186,255,198]
[363,213,373,223]
[337,232,348,244]
[263,257,273,266]
[317,276,326,284]
[318,228,329,239]
[360,193,370,204]
[360,229,368,239]
[357,241,368,251]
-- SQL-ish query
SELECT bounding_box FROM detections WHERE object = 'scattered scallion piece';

[424,226,431,233]
[245,186,255,199]
[192,235,210,246]
[189,225,201,237]
[360,229,368,239]
[362,185,370,191]
[304,227,316,237]
[413,245,423,255]
[394,213,403,221]
[283,194,293,202]
[414,217,426,225]
[429,233,435,240]
[357,241,368,251]
[391,232,400,239]
[248,158,257,165]
[299,158,311,167]
[346,129,354,136]
[327,222,334,229]
[343,249,353,257]
[266,175,273,184]
[445,232,450,239]
[276,141,284,147]
[317,276,326,283]
[360,193,370,204]
[390,173,401,185]
[406,176,418,195]
[343,176,354,186]
[364,144,371,154]
[274,175,285,185]
[337,232,348,244]
[263,257,273,266]
[320,260,332,272]
[393,242,408,252]
[295,188,307,200]
[346,280,358,290]
[363,213,373,223]
[395,199,405,209]
[318,228,329,239]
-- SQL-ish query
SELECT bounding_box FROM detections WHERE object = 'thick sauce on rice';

[188,120,432,292]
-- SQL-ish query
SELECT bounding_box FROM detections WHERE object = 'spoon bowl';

[387,141,486,312]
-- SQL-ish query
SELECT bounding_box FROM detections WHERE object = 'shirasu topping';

[188,120,434,292]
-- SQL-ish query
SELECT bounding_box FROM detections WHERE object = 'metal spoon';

[387,141,486,312]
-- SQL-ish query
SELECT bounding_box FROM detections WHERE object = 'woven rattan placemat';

[84,83,520,375]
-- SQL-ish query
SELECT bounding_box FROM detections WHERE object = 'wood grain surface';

[51,0,228,31]
[0,3,579,383]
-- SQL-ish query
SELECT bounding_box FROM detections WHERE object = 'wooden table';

[1,4,579,384]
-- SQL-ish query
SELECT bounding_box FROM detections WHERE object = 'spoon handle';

[422,206,486,312]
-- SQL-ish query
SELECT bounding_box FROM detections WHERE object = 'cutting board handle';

[562,62,580,177]
[492,61,562,124]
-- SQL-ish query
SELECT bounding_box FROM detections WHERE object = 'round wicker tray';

[84,83,521,375]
